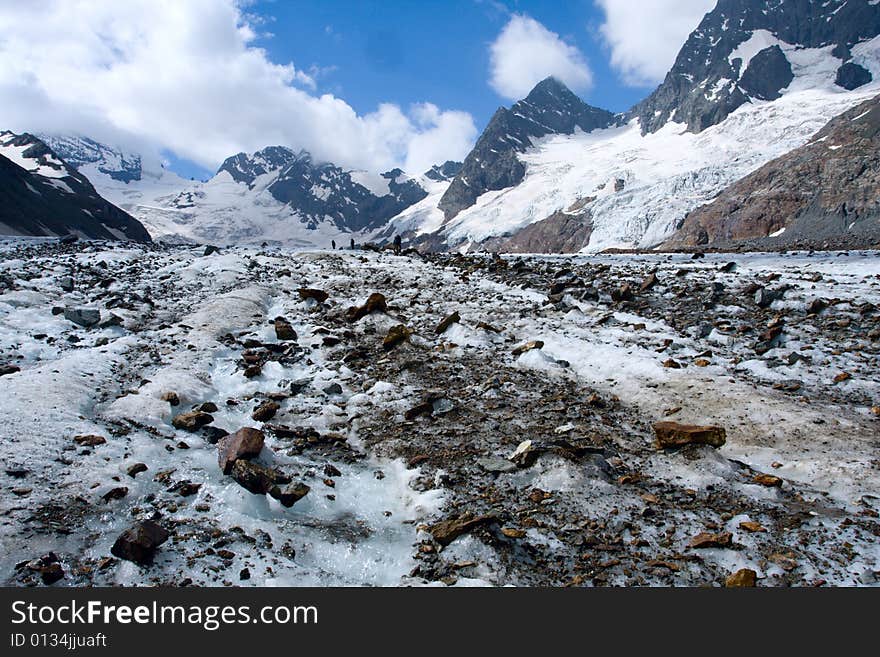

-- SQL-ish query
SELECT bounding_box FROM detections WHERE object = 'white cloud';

[596,0,716,87]
[0,0,477,174]
[489,14,593,100]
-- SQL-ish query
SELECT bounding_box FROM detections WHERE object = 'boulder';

[274,316,297,341]
[110,520,170,565]
[218,427,265,474]
[171,411,214,432]
[383,325,412,350]
[429,514,497,547]
[435,311,461,335]
[653,421,726,449]
[347,293,387,322]
[512,340,544,357]
[725,568,758,587]
[298,288,329,303]
[269,482,311,508]
[688,531,733,549]
[252,400,280,422]
[64,307,100,328]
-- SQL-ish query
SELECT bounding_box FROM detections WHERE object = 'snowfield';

[1,239,878,587]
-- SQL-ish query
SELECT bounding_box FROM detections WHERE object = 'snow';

[349,170,391,197]
[0,133,69,179]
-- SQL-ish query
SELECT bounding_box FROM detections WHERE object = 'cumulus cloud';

[489,14,593,100]
[595,0,716,87]
[0,0,477,174]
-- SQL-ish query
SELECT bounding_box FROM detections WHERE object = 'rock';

[501,528,527,539]
[243,364,262,378]
[383,324,412,350]
[161,391,180,406]
[203,245,220,256]
[435,311,461,335]
[639,273,658,292]
[230,460,287,495]
[739,521,766,533]
[725,568,757,587]
[611,283,633,302]
[347,292,387,322]
[196,401,218,413]
[688,531,733,549]
[512,340,544,357]
[274,316,297,341]
[429,514,497,547]
[662,358,682,369]
[73,434,106,446]
[171,411,214,432]
[270,482,311,508]
[0,364,20,376]
[404,402,434,421]
[509,440,538,467]
[754,287,782,308]
[252,400,280,422]
[59,234,78,244]
[298,288,329,303]
[653,421,726,449]
[807,298,829,315]
[59,276,74,292]
[110,520,170,565]
[323,382,343,395]
[202,426,229,444]
[218,428,265,474]
[64,307,100,327]
[168,480,201,497]
[833,371,852,384]
[753,473,783,487]
[27,553,64,585]
[127,463,148,478]
[477,456,518,474]
[101,487,128,502]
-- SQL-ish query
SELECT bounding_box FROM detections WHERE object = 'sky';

[0,0,715,180]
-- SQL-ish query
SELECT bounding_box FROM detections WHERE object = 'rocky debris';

[477,456,518,474]
[161,391,180,406]
[271,482,311,508]
[203,245,220,256]
[653,422,726,449]
[298,288,329,303]
[383,324,412,350]
[59,276,74,292]
[726,568,758,587]
[639,273,658,292]
[252,401,280,422]
[435,311,461,335]
[73,434,106,447]
[110,520,170,565]
[347,292,387,322]
[101,487,128,502]
[25,553,64,585]
[274,316,297,341]
[429,514,498,547]
[127,463,148,478]
[217,427,265,474]
[753,473,783,488]
[64,307,100,327]
[230,460,287,494]
[512,340,544,357]
[509,440,538,467]
[0,364,20,376]
[171,411,214,432]
[688,532,733,549]
[611,283,633,303]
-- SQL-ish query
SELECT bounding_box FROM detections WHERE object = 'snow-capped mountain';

[391,0,880,252]
[0,131,151,242]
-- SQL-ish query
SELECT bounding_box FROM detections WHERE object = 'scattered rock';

[252,400,280,422]
[26,553,64,585]
[383,324,412,350]
[298,288,329,303]
[653,421,726,449]
[611,283,633,303]
[110,520,170,565]
[217,427,265,474]
[274,316,297,341]
[477,456,518,474]
[230,460,287,495]
[639,273,658,292]
[753,473,783,488]
[688,531,733,549]
[74,434,106,447]
[171,411,214,432]
[512,340,544,357]
[161,391,180,406]
[739,521,766,533]
[429,514,497,547]
[0,364,20,376]
[725,568,757,587]
[270,482,311,508]
[203,245,220,256]
[64,307,100,328]
[127,463,148,478]
[509,440,538,467]
[347,292,387,322]
[101,487,128,502]
[435,311,461,335]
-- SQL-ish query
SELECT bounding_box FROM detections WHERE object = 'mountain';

[388,0,880,253]
[634,0,880,134]
[0,131,151,242]
[437,77,616,221]
[39,134,143,183]
[668,92,880,248]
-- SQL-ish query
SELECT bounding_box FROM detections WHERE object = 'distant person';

[350,238,355,250]
[331,240,336,250]
[393,235,401,254]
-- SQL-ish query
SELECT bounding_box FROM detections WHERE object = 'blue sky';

[0,1,715,179]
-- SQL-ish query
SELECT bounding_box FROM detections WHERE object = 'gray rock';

[64,307,100,327]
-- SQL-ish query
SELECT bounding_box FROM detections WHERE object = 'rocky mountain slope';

[0,132,152,242]
[438,77,616,221]
[668,93,880,248]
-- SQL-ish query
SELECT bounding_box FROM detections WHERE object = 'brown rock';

[347,292,387,322]
[298,288,329,303]
[230,460,288,494]
[512,340,544,357]
[243,364,262,378]
[725,568,758,587]
[739,521,767,533]
[639,273,658,292]
[501,528,527,539]
[383,324,412,350]
[274,316,297,341]
[662,358,682,369]
[270,482,311,508]
[688,531,733,549]
[74,434,106,447]
[611,283,633,302]
[429,514,497,546]
[435,311,461,335]
[833,371,852,384]
[653,421,726,449]
[160,391,180,406]
[753,473,783,488]
[171,411,214,432]
[217,427,265,474]
[110,520,170,565]
[252,401,280,422]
